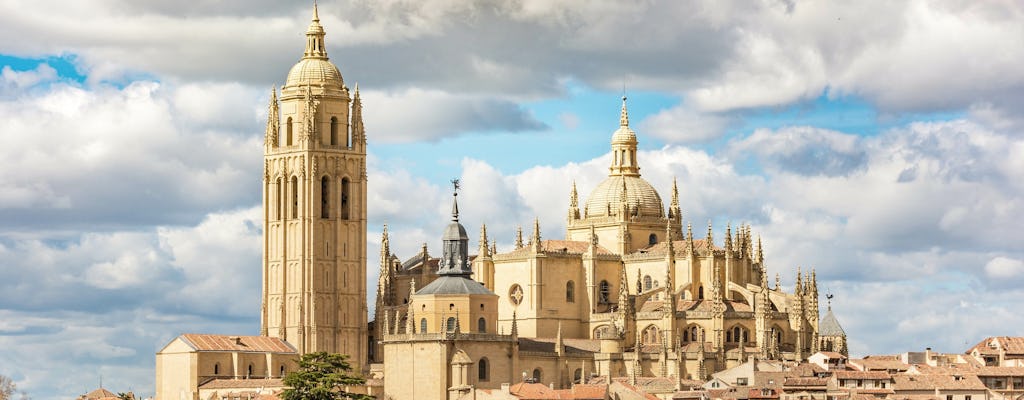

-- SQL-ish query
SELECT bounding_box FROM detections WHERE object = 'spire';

[620,96,630,127]
[531,217,542,252]
[303,2,328,59]
[686,222,695,254]
[618,265,631,314]
[795,267,804,296]
[515,226,523,249]
[438,179,471,276]
[568,181,580,221]
[479,223,490,258]
[265,86,279,146]
[669,177,681,220]
[705,220,714,251]
[351,83,364,146]
[775,273,781,291]
[609,96,640,176]
[724,223,733,254]
[377,224,393,305]
[756,235,764,264]
[511,311,519,338]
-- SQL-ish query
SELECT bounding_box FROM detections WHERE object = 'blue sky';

[1,1,1023,399]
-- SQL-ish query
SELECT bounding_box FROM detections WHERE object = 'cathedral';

[156,5,847,400]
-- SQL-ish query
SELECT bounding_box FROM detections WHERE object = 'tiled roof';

[518,337,601,355]
[892,374,986,391]
[501,240,616,258]
[974,366,1024,377]
[179,334,297,353]
[967,337,1024,356]
[199,378,285,389]
[848,358,909,372]
[818,351,846,359]
[510,382,562,399]
[84,388,117,400]
[783,377,829,387]
[553,384,606,399]
[833,371,892,380]
[677,300,752,313]
[636,240,719,257]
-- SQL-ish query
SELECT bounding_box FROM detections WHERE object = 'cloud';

[361,88,547,143]
[639,104,733,143]
[727,126,867,177]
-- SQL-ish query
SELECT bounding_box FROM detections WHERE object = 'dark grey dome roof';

[443,221,468,241]
[416,276,494,295]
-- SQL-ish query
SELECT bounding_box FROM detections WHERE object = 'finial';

[511,311,519,338]
[410,278,416,295]
[450,178,460,221]
[775,273,781,290]
[620,95,629,127]
[312,0,320,22]
[826,292,834,310]
[532,217,541,241]
[515,226,524,249]
[706,219,714,249]
[724,222,733,253]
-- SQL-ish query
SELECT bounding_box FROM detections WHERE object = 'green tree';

[281,352,372,400]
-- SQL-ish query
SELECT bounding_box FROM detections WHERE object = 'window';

[291,176,299,218]
[340,178,350,220]
[478,358,489,381]
[683,325,698,343]
[574,368,582,383]
[643,325,659,344]
[247,363,254,377]
[566,281,575,303]
[946,396,953,400]
[737,378,748,386]
[280,365,286,377]
[478,317,486,333]
[533,368,542,383]
[446,317,456,332]
[213,363,220,375]
[321,176,329,218]
[698,286,704,300]
[276,178,282,220]
[449,303,455,310]
[599,280,610,303]
[420,318,427,333]
[966,396,972,400]
[286,117,293,146]
[330,116,338,146]
[649,233,657,245]
[643,275,652,291]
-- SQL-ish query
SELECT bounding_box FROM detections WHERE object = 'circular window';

[509,284,524,306]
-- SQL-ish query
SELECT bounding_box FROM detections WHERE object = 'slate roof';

[518,337,601,355]
[179,334,296,353]
[818,308,846,336]
[415,275,495,295]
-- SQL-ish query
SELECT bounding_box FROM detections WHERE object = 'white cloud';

[639,104,733,143]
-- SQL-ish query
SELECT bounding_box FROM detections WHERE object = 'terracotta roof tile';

[179,334,297,353]
[510,382,561,399]
[967,337,1024,356]
[501,240,615,258]
[199,378,285,389]
[849,358,909,372]
[834,371,892,380]
[892,374,986,391]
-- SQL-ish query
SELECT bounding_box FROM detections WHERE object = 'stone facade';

[260,4,368,366]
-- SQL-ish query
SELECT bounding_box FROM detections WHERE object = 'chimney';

[230,336,243,345]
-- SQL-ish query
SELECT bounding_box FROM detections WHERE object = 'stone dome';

[285,58,344,88]
[584,175,664,218]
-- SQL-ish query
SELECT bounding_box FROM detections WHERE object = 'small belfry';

[260,3,367,366]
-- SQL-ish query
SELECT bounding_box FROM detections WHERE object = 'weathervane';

[826,292,834,310]
[451,178,460,194]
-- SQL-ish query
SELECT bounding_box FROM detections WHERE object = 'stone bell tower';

[261,4,367,368]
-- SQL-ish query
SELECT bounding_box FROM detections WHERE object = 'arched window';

[280,365,286,377]
[698,286,704,300]
[340,178,351,220]
[729,326,749,343]
[566,281,575,303]
[330,116,338,146]
[643,275,652,291]
[649,233,658,245]
[290,176,299,218]
[643,325,660,344]
[478,317,486,333]
[478,358,489,381]
[320,176,329,218]
[286,117,293,146]
[420,318,427,333]
[598,280,610,303]
[276,177,282,220]
[213,363,220,375]
[574,368,582,384]
[532,368,542,383]
[446,317,456,332]
[683,325,698,343]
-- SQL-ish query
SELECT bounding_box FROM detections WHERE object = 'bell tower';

[261,4,368,368]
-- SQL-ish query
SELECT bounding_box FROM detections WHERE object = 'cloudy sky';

[1,0,1023,398]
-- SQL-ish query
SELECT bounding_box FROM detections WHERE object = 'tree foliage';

[281,352,372,400]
